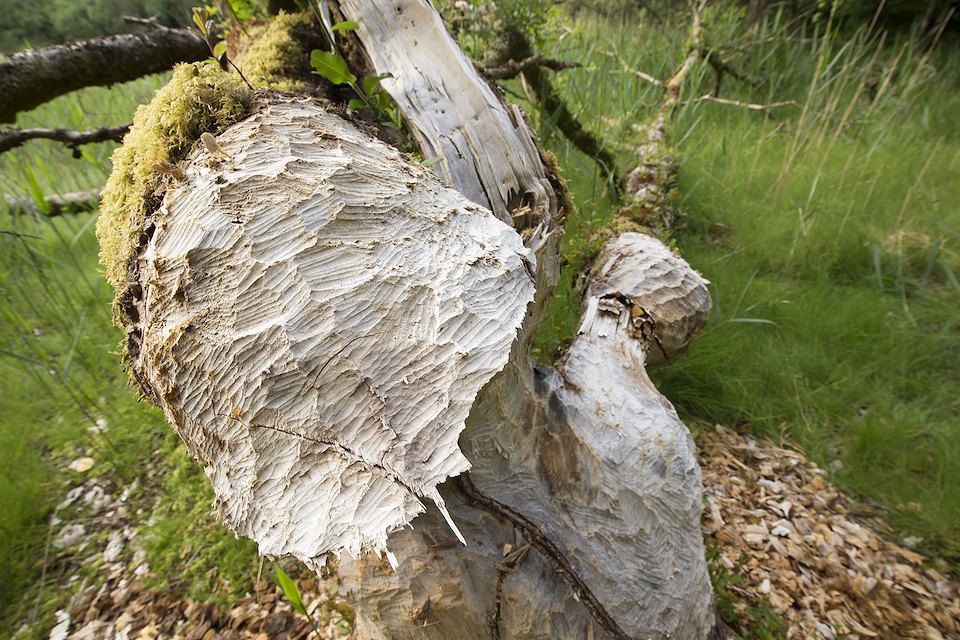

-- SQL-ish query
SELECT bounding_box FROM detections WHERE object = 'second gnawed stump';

[128,99,535,568]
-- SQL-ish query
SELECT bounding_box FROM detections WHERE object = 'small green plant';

[275,563,322,637]
[706,541,786,639]
[304,4,405,133]
[191,6,254,89]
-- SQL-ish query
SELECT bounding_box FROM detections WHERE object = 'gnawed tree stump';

[102,1,718,638]
[132,100,535,565]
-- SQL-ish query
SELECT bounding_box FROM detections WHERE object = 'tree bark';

[0,27,207,123]
[110,2,718,638]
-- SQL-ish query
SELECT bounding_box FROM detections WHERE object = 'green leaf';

[212,41,228,60]
[347,98,366,113]
[227,0,259,20]
[331,20,360,32]
[310,50,357,86]
[421,156,443,167]
[275,564,307,617]
[362,72,393,97]
[192,11,206,33]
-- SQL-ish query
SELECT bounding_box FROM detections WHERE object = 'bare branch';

[498,31,618,188]
[660,0,706,122]
[0,125,130,155]
[3,190,99,216]
[694,94,798,111]
[631,68,665,87]
[482,54,580,80]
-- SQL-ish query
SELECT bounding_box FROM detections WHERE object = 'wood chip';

[699,426,960,638]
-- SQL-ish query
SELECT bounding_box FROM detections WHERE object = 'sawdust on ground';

[20,426,960,640]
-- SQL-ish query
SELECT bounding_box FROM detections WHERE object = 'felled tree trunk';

[106,1,717,638]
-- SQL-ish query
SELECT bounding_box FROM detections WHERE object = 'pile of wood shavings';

[699,425,960,639]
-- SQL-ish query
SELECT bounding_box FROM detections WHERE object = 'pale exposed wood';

[337,0,557,230]
[131,100,535,566]
[580,232,711,363]
[460,234,714,639]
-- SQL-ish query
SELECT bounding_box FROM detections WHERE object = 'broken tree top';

[130,100,536,567]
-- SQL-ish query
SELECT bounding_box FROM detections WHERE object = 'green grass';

[0,75,257,637]
[530,5,960,565]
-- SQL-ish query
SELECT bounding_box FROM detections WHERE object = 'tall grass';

[0,75,257,636]
[532,5,960,562]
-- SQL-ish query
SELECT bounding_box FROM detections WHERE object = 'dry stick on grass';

[694,94,799,111]
[0,125,130,155]
[3,190,100,216]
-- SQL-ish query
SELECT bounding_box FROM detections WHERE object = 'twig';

[606,49,665,87]
[122,15,161,28]
[482,54,580,80]
[0,124,130,155]
[3,189,100,216]
[694,94,798,111]
[631,69,665,88]
[703,48,758,95]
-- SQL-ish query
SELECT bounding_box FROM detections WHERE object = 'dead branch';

[703,48,758,95]
[0,125,130,155]
[0,27,208,123]
[482,54,580,80]
[496,31,619,187]
[659,0,706,129]
[3,190,99,216]
[694,94,798,111]
[630,68,666,87]
[603,0,706,240]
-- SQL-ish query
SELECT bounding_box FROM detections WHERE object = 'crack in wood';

[490,530,531,640]
[453,475,632,640]
[246,422,420,501]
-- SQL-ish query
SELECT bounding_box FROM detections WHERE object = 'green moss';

[235,11,316,92]
[97,62,252,297]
